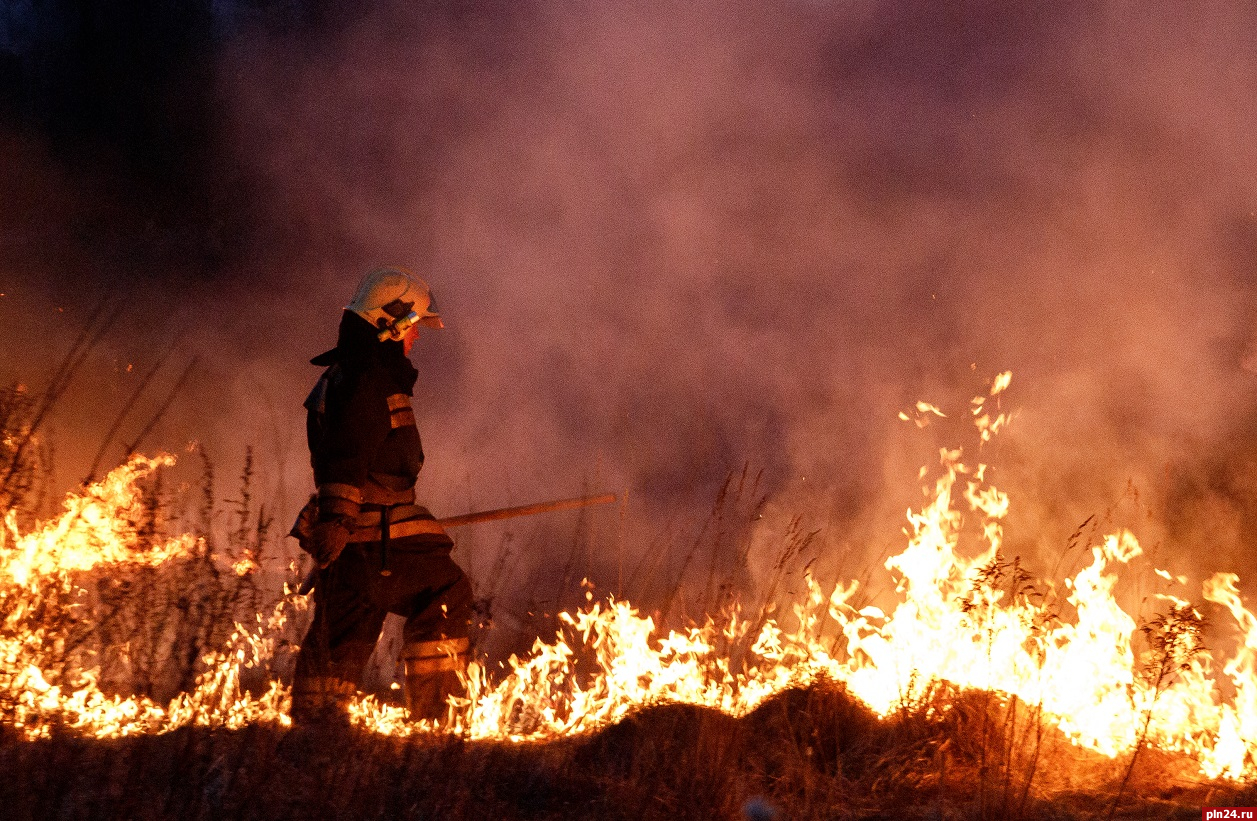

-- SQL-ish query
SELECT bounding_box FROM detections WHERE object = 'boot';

[289,676,356,725]
[401,636,470,722]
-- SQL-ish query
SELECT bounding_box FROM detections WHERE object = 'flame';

[2,455,194,590]
[2,380,1256,784]
[0,454,300,738]
[899,400,948,428]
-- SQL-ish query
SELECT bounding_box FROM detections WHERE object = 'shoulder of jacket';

[303,363,341,413]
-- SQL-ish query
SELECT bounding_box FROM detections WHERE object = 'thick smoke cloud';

[4,1,1257,635]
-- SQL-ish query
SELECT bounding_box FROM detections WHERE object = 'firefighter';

[289,267,473,723]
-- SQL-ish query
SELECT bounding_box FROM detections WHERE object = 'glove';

[311,520,351,569]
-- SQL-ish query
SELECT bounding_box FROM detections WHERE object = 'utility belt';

[347,503,447,543]
[360,475,416,505]
[290,475,449,552]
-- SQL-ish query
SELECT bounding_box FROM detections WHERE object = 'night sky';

[3,0,1257,623]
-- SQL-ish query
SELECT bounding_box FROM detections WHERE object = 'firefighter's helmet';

[347,267,444,340]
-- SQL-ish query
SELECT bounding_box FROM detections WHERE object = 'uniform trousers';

[293,535,474,690]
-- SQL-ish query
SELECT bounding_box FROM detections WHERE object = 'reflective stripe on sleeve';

[318,483,362,519]
[387,393,416,428]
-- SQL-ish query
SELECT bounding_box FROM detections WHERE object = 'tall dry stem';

[1105,604,1206,820]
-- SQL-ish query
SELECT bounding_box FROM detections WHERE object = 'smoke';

[5,0,1257,631]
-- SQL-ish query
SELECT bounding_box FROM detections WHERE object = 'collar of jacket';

[310,311,418,389]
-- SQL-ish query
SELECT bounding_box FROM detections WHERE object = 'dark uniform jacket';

[307,311,424,498]
[294,311,448,548]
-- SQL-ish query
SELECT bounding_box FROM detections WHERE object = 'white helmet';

[347,267,444,340]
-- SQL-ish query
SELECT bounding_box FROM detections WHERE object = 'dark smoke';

[3,1,1257,636]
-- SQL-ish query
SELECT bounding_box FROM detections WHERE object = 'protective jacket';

[292,311,449,547]
[309,311,423,503]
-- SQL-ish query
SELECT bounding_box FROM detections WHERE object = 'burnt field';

[3,682,1251,821]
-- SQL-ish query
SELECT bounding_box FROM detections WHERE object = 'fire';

[0,454,300,738]
[1,374,1255,784]
[2,455,195,589]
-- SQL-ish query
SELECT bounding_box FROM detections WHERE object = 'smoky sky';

[4,0,1257,624]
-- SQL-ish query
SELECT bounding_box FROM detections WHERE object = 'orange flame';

[0,454,301,738]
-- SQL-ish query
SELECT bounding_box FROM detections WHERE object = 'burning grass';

[1,680,1250,820]
[1,371,1256,817]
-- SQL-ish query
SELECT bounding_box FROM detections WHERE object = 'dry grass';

[1,678,1246,821]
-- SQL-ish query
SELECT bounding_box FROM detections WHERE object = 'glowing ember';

[1,375,1255,783]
